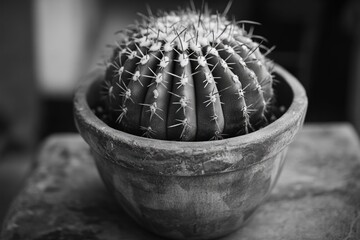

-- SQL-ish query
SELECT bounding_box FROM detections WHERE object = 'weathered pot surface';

[74,64,307,239]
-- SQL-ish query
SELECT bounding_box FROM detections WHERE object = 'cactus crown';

[96,6,278,141]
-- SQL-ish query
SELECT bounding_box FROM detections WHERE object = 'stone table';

[1,123,360,240]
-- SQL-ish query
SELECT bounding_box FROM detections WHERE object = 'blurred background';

[0,0,360,226]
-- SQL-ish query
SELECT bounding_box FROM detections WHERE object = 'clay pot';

[74,64,307,239]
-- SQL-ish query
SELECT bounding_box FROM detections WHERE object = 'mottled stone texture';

[1,123,360,240]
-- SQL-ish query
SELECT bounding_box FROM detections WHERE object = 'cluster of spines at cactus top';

[98,7,276,141]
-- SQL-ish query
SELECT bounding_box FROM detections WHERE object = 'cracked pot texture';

[73,64,307,239]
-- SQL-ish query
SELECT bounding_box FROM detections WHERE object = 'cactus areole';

[97,8,279,141]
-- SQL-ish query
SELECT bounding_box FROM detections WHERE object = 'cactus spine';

[99,7,275,141]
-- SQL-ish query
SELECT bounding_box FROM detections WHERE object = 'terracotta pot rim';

[74,63,306,149]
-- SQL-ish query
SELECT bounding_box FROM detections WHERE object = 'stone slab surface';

[1,123,360,240]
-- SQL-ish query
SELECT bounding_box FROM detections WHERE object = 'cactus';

[97,6,277,141]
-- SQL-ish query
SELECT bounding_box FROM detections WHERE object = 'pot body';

[92,148,287,239]
[74,65,307,239]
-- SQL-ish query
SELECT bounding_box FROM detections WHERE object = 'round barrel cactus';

[98,7,276,141]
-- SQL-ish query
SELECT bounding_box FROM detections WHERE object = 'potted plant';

[74,5,307,240]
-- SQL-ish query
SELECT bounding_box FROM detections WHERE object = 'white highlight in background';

[34,0,98,97]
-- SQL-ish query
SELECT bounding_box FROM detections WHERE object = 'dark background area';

[0,0,360,227]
